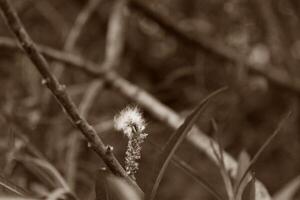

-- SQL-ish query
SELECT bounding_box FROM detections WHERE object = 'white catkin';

[114,106,148,179]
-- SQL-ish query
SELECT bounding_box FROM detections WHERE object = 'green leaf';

[146,87,227,200]
[273,176,300,200]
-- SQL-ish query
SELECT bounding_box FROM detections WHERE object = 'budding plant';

[114,106,148,180]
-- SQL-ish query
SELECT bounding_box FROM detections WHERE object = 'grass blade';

[148,140,225,200]
[146,87,227,200]
[16,157,70,192]
[172,156,225,200]
[235,111,292,197]
[209,119,234,200]
[0,174,30,196]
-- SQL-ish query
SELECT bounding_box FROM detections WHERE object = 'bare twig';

[0,0,134,188]
[0,37,271,199]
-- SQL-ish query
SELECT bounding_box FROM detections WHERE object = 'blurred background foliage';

[0,0,299,199]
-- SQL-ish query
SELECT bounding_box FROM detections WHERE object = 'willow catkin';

[114,106,148,180]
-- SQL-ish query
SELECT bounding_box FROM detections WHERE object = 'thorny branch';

[0,0,141,192]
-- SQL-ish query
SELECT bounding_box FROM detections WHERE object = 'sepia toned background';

[0,0,299,199]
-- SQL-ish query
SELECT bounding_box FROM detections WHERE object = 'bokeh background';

[0,0,299,199]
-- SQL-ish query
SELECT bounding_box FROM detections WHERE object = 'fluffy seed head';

[114,106,146,138]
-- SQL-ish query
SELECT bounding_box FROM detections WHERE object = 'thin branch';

[102,0,127,70]
[34,0,69,38]
[0,37,272,199]
[252,0,286,63]
[54,0,101,75]
[65,0,102,51]
[65,0,127,190]
[62,0,102,190]
[128,0,244,62]
[0,0,136,189]
[2,36,300,96]
[40,0,102,116]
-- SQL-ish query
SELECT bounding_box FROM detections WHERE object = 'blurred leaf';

[106,175,142,200]
[235,151,251,187]
[95,169,111,200]
[95,169,142,200]
[242,176,256,200]
[248,177,256,200]
[234,151,251,200]
[46,188,68,200]
[273,176,300,200]
[146,87,227,200]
